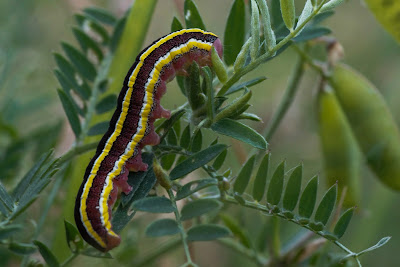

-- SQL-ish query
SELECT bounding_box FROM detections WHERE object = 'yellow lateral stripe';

[80,30,216,247]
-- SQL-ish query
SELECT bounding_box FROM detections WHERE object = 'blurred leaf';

[267,161,285,205]
[252,153,270,202]
[224,0,246,65]
[234,155,256,194]
[96,94,117,114]
[145,219,179,237]
[57,89,81,137]
[33,240,60,267]
[171,16,184,32]
[314,184,337,225]
[270,0,284,29]
[299,176,319,219]
[83,7,116,25]
[170,144,227,180]
[361,0,400,43]
[187,224,231,241]
[0,225,22,240]
[8,242,36,255]
[181,199,222,221]
[293,26,332,43]
[191,129,202,152]
[72,27,103,61]
[88,121,109,136]
[64,220,84,252]
[311,10,335,25]
[75,14,110,44]
[53,53,76,83]
[220,213,252,248]
[132,196,175,213]
[12,150,53,201]
[61,42,97,82]
[333,207,354,238]
[184,0,206,30]
[283,165,302,211]
[180,125,191,150]
[211,119,267,150]
[110,16,127,52]
[176,178,218,200]
[212,149,227,171]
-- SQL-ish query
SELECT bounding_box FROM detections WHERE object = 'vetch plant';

[0,0,399,266]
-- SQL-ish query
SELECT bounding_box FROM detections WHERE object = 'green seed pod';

[329,63,400,190]
[153,159,172,190]
[317,86,361,207]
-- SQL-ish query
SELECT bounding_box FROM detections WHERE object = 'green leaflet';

[145,219,179,237]
[298,175,318,219]
[267,161,285,205]
[282,164,302,211]
[187,224,231,241]
[234,155,257,194]
[132,197,175,213]
[224,0,246,65]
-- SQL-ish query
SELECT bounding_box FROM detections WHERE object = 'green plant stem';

[131,238,181,267]
[60,253,78,267]
[78,54,113,144]
[58,142,98,165]
[291,44,326,77]
[222,195,355,256]
[167,188,196,266]
[216,0,329,97]
[271,217,281,259]
[263,53,305,141]
[217,238,268,266]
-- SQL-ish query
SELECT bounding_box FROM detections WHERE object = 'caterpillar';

[74,29,223,252]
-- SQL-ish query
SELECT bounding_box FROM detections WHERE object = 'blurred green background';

[1,0,400,266]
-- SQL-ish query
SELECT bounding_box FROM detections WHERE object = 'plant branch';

[58,142,98,165]
[222,195,354,257]
[217,0,329,97]
[167,188,197,266]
